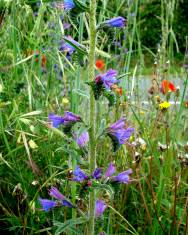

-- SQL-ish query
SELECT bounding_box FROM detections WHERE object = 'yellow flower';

[140,111,145,115]
[159,101,171,110]
[62,98,69,104]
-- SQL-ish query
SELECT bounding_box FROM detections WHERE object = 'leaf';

[97,118,106,138]
[74,0,89,12]
[107,132,120,152]
[62,36,88,56]
[54,217,88,235]
[92,182,114,200]
[19,118,32,125]
[72,89,89,99]
[103,90,116,106]
[20,110,42,117]
[95,48,111,58]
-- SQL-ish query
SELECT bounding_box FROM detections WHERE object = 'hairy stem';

[88,0,97,234]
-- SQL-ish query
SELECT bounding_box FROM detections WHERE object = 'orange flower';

[111,84,123,96]
[185,101,188,108]
[32,50,47,67]
[41,55,47,67]
[95,59,105,71]
[161,79,176,94]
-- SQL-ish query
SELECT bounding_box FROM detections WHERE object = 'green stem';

[88,0,97,234]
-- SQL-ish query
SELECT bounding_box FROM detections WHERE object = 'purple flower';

[53,2,64,9]
[73,166,88,182]
[113,169,133,184]
[53,1,75,11]
[105,17,126,28]
[38,198,56,212]
[63,111,81,123]
[110,128,134,144]
[48,113,65,128]
[109,117,126,130]
[64,0,75,10]
[59,36,81,56]
[93,168,102,179]
[105,162,116,178]
[95,200,107,217]
[62,200,74,208]
[106,118,134,151]
[74,131,89,148]
[59,37,75,55]
[48,111,81,130]
[95,69,118,91]
[49,187,64,200]
[63,23,71,30]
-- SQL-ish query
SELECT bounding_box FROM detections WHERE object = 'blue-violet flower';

[74,131,89,148]
[95,200,107,217]
[95,69,118,91]
[49,187,64,200]
[105,162,116,178]
[38,198,57,212]
[113,169,133,184]
[106,118,134,151]
[105,17,126,28]
[64,0,75,10]
[73,166,88,182]
[48,111,81,130]
[93,168,102,179]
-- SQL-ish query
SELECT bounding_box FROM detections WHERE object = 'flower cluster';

[40,3,133,230]
[159,101,171,110]
[106,118,134,152]
[39,187,107,218]
[39,187,74,212]
[48,111,81,133]
[161,79,176,94]
[72,162,133,184]
[87,69,122,106]
[95,69,119,91]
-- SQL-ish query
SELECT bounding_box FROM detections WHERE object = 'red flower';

[185,101,188,108]
[42,55,47,67]
[161,79,176,94]
[95,59,105,71]
[32,50,47,67]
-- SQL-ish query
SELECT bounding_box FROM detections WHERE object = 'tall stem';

[88,0,97,234]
